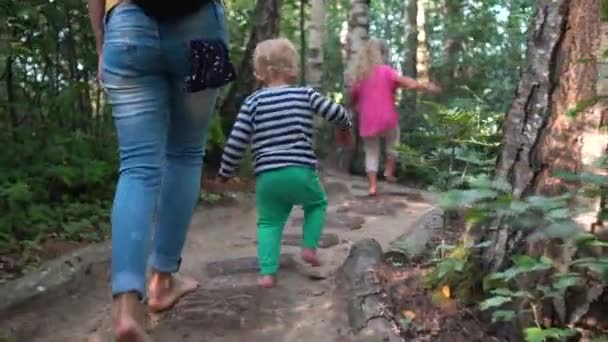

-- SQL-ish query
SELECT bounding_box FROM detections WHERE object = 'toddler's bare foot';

[148,273,199,313]
[259,275,277,288]
[113,293,151,342]
[87,333,104,342]
[301,248,321,267]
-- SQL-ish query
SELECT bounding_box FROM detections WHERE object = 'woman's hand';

[97,52,104,85]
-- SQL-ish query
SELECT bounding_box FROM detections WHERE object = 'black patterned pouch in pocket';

[185,39,236,93]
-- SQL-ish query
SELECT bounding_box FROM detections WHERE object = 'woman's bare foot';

[113,293,151,342]
[301,248,321,267]
[259,275,277,288]
[147,273,200,313]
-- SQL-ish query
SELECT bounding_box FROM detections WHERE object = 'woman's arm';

[88,0,106,55]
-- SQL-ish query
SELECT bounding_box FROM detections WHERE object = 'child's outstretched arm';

[219,103,254,178]
[396,76,441,93]
[307,88,353,129]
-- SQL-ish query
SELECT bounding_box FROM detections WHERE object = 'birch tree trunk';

[416,0,430,83]
[342,0,370,173]
[307,0,325,90]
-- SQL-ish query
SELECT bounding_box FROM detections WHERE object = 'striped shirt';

[219,86,352,177]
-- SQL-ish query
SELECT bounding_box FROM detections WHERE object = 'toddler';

[219,38,353,288]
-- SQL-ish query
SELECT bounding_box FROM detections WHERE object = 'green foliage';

[432,171,608,340]
[397,97,502,189]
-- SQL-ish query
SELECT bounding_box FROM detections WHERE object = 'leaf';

[552,273,581,290]
[492,310,515,322]
[439,188,498,209]
[402,310,416,320]
[542,221,581,239]
[480,296,512,311]
[491,288,533,299]
[474,241,493,248]
[524,328,544,342]
[441,285,451,299]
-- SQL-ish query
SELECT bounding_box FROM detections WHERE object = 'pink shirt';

[352,65,399,137]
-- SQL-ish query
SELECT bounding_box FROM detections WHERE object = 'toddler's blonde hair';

[352,39,389,84]
[253,38,300,84]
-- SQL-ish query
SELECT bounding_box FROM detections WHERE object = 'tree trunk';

[470,1,603,332]
[416,0,430,83]
[482,0,602,283]
[343,0,370,174]
[401,0,418,121]
[299,0,307,85]
[307,0,324,90]
[586,15,608,237]
[441,0,463,87]
[219,0,282,134]
[5,56,18,141]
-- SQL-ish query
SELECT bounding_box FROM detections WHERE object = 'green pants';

[256,166,328,275]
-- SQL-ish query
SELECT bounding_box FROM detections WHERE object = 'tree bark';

[401,0,418,115]
[219,0,282,134]
[441,0,463,87]
[484,0,602,280]
[416,0,430,83]
[343,0,370,174]
[469,1,603,331]
[307,0,324,90]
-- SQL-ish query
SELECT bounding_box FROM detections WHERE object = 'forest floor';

[0,170,503,342]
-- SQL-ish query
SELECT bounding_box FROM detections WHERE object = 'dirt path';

[0,171,435,342]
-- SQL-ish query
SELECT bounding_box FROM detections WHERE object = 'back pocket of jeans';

[184,39,236,93]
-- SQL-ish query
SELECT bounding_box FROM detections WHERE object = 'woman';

[88,0,233,340]
[350,39,440,196]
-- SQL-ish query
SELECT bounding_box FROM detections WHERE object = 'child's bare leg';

[367,172,378,196]
[364,137,380,196]
[384,155,397,183]
[113,292,151,342]
[383,127,399,183]
[147,272,199,313]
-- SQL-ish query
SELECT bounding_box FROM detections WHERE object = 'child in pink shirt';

[351,39,440,196]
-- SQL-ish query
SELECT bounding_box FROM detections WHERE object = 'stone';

[291,213,365,231]
[205,254,297,277]
[278,233,340,248]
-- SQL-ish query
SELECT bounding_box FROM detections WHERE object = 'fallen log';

[335,238,401,342]
[384,207,445,265]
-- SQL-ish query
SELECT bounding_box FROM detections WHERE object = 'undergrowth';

[428,174,608,341]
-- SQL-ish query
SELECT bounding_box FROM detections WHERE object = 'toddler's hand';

[425,82,441,94]
[336,128,354,147]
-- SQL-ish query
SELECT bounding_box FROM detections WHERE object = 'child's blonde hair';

[253,38,300,84]
[352,39,389,84]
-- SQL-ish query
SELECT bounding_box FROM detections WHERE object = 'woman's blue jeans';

[102,1,228,298]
